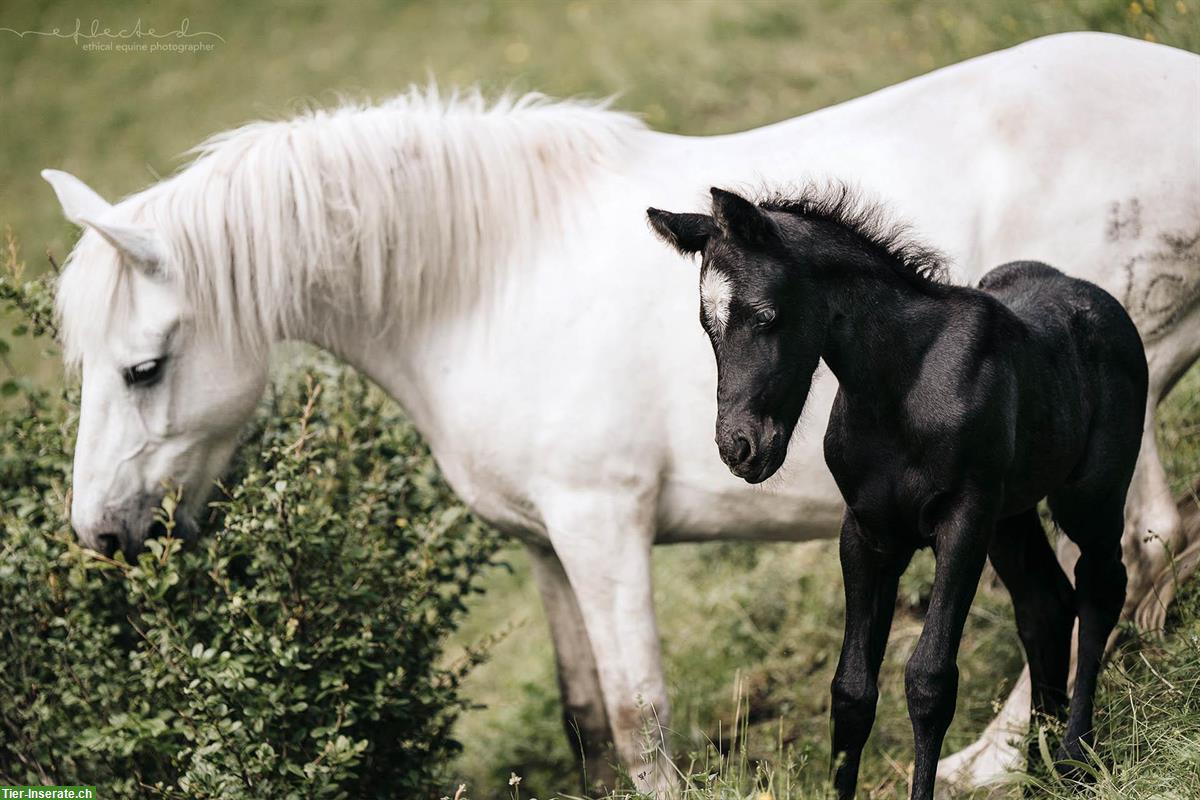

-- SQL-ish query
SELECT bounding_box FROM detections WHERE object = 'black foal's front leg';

[831,511,914,800]
[906,497,992,800]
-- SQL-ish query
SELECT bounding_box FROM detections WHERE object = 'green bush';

[0,238,500,798]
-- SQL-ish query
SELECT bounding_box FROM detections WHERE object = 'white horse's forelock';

[55,87,645,366]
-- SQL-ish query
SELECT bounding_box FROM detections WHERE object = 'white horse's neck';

[144,91,644,367]
[201,94,646,449]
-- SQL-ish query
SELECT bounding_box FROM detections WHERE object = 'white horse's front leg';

[526,543,619,793]
[542,492,676,796]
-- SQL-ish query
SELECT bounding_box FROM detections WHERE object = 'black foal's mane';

[758,182,950,292]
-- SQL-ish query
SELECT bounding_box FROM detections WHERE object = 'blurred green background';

[3,1,1199,797]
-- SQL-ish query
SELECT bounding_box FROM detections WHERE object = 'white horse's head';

[40,91,639,559]
[44,170,268,560]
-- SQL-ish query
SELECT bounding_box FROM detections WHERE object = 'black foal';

[648,185,1148,800]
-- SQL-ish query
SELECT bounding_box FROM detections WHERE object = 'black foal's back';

[975,260,1147,514]
[821,260,1146,542]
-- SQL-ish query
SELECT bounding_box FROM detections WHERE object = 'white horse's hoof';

[1136,536,1200,633]
[936,734,1022,797]
[1135,589,1170,633]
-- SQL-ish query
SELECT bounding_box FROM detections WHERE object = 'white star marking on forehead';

[700,268,733,335]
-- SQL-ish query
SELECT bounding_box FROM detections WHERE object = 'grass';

[3,1,1199,798]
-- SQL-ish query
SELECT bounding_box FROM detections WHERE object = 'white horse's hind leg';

[1137,479,1200,631]
[527,544,619,792]
[542,493,676,796]
[1124,415,1186,631]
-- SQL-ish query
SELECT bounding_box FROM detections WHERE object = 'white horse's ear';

[76,216,163,271]
[42,169,163,273]
[41,169,113,225]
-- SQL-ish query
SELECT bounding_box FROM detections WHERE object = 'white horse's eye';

[124,358,165,387]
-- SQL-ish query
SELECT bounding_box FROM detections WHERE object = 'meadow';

[2,1,1199,798]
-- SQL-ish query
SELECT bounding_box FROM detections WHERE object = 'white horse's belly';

[655,477,845,543]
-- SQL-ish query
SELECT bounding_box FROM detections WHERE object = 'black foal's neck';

[805,224,951,400]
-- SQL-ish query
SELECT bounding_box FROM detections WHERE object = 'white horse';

[44,32,1199,795]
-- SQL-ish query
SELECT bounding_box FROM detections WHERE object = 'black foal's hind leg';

[987,509,1075,750]
[1049,495,1127,774]
[830,511,914,800]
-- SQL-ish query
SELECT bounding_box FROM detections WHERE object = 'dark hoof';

[1052,739,1095,783]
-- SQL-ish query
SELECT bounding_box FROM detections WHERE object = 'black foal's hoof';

[1052,738,1096,782]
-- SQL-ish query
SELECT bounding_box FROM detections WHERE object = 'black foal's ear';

[646,208,715,256]
[710,188,777,247]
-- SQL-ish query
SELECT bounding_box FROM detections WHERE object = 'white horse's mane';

[56,87,644,365]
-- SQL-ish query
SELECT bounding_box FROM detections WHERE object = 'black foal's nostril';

[97,533,120,559]
[732,435,752,465]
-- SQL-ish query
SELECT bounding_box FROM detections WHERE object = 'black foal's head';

[648,188,828,484]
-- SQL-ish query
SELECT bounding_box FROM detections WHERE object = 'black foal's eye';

[755,308,777,328]
[124,358,165,387]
